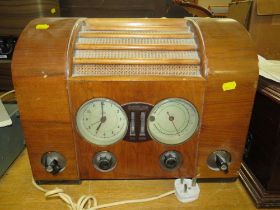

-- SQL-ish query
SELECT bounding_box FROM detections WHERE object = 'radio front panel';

[69,80,205,178]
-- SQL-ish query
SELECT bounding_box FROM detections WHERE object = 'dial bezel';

[147,98,199,145]
[75,98,128,146]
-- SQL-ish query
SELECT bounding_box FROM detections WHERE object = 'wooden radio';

[12,18,258,182]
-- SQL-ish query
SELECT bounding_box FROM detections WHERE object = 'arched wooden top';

[12,18,81,78]
[12,17,258,82]
[193,18,258,77]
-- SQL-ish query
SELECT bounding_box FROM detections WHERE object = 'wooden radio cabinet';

[12,18,258,182]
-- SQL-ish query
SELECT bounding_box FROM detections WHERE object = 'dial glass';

[147,98,199,145]
[76,98,128,146]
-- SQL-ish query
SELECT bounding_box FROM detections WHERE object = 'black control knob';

[164,155,178,169]
[98,156,113,171]
[160,151,182,171]
[41,152,66,175]
[93,151,117,172]
[215,154,228,172]
[207,150,231,173]
[45,159,62,175]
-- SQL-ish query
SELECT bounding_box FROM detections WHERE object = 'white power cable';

[0,90,15,100]
[32,178,175,210]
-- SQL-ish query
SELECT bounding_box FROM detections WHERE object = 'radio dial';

[147,98,199,145]
[76,98,128,146]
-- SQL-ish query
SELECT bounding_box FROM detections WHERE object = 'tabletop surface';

[0,149,278,210]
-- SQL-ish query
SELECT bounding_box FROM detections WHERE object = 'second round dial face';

[147,98,199,145]
[76,98,128,146]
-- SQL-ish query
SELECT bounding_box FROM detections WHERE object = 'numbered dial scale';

[147,98,199,145]
[76,98,128,146]
[76,98,199,146]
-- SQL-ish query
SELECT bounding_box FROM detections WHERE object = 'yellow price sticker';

[50,8,56,14]
[222,81,237,91]
[35,24,50,30]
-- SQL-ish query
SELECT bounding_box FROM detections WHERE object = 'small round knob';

[98,156,113,171]
[93,151,117,172]
[207,150,231,173]
[164,155,178,169]
[160,151,182,171]
[41,152,66,175]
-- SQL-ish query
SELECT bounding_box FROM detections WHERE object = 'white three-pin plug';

[174,178,200,203]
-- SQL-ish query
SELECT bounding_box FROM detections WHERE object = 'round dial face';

[76,98,128,146]
[147,98,199,145]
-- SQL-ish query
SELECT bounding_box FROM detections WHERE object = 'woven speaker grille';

[74,50,200,60]
[77,37,197,46]
[73,64,201,77]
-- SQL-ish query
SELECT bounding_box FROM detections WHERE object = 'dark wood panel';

[0,60,13,90]
[240,163,280,208]
[0,0,60,36]
[240,77,280,208]
[59,0,166,18]
[244,77,280,190]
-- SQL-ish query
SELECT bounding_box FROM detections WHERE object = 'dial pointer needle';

[92,120,101,125]
[96,102,106,134]
[96,122,102,133]
[101,101,104,118]
[167,112,180,136]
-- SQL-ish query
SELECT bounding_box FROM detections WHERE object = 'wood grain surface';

[12,18,81,181]
[194,18,258,178]
[69,80,205,179]
[79,32,194,39]
[12,17,258,181]
[0,149,277,210]
[0,0,60,36]
[59,0,167,18]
